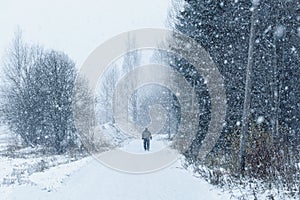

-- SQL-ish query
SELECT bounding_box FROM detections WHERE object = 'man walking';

[142,127,152,151]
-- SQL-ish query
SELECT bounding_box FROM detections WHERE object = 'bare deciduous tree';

[0,30,86,153]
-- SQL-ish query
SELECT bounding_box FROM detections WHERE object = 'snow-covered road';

[6,137,230,200]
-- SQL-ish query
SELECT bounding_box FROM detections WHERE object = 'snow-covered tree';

[0,31,83,153]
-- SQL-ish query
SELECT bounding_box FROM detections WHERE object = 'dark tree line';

[167,0,299,195]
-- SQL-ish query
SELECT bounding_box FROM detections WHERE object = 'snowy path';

[7,137,230,200]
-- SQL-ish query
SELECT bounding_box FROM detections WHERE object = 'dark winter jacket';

[142,129,152,140]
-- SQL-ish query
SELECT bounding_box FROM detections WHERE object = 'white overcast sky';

[0,0,171,66]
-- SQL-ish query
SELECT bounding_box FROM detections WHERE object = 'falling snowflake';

[257,116,264,124]
[274,25,286,38]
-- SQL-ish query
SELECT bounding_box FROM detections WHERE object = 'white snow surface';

[2,136,231,200]
[99,123,132,147]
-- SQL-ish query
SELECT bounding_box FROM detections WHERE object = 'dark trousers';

[143,138,150,151]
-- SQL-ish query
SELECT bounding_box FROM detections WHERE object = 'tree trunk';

[239,2,259,175]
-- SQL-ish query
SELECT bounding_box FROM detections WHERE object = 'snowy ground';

[99,122,133,147]
[0,127,88,199]
[1,126,298,199]
[0,132,231,200]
